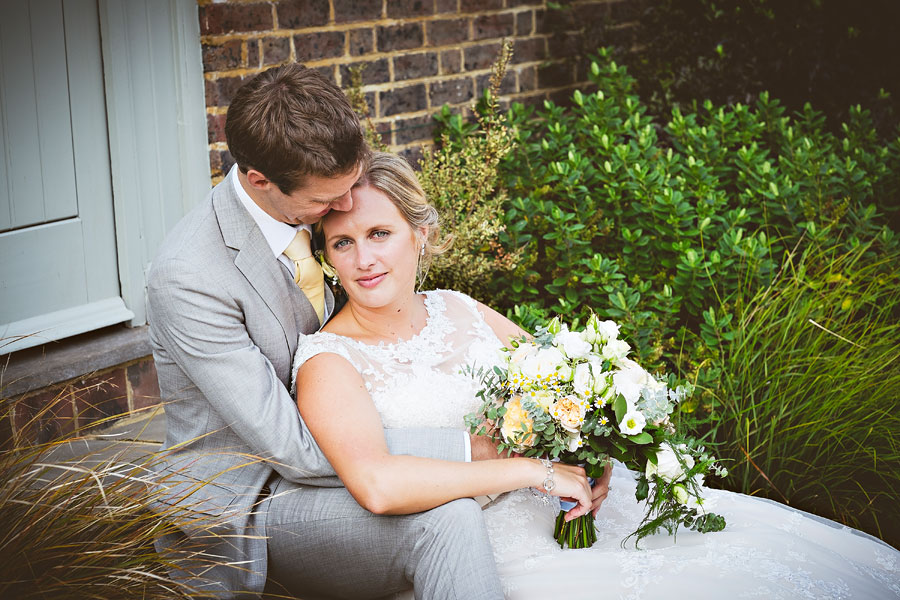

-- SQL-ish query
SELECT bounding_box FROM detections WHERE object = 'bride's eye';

[333,238,351,250]
[371,230,390,239]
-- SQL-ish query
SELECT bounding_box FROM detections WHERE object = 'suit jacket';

[147,177,467,596]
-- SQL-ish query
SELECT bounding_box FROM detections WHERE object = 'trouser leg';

[265,482,503,600]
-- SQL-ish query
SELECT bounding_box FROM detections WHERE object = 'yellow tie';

[283,229,325,324]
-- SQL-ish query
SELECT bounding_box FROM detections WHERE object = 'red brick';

[212,75,248,107]
[435,0,458,14]
[207,113,226,144]
[441,49,462,74]
[366,119,393,146]
[340,58,390,86]
[460,0,501,12]
[398,145,425,168]
[430,77,474,107]
[507,0,541,6]
[334,0,382,24]
[473,13,514,40]
[211,149,235,178]
[549,31,581,59]
[609,0,641,21]
[393,114,435,145]
[517,65,537,91]
[248,39,261,67]
[464,42,502,71]
[294,31,345,61]
[314,65,336,83]
[277,0,329,29]
[427,18,469,47]
[199,3,273,35]
[349,28,375,56]
[380,83,427,117]
[515,10,533,36]
[387,0,434,18]
[514,37,546,63]
[539,61,574,88]
[205,78,219,106]
[72,370,128,430]
[202,40,243,72]
[394,52,439,81]
[127,360,161,411]
[262,36,291,65]
[17,386,78,444]
[378,23,424,52]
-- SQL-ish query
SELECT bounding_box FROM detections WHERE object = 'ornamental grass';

[0,389,240,599]
[696,240,900,547]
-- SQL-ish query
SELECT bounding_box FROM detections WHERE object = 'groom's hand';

[469,434,517,461]
[591,461,614,516]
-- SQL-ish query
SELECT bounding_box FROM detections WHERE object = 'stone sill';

[1,324,152,399]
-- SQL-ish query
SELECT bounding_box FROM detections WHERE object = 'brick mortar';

[200,0,635,176]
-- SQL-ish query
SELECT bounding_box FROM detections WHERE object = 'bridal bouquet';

[465,314,727,547]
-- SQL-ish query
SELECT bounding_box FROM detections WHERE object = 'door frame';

[100,0,210,328]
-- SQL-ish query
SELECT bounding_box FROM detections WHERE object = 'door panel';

[0,0,130,352]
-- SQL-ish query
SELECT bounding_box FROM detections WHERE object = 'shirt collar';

[230,164,310,258]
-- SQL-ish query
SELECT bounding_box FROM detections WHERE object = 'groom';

[147,63,503,599]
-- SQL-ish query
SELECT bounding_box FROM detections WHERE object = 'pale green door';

[0,0,132,353]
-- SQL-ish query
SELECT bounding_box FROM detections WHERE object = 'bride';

[292,152,900,599]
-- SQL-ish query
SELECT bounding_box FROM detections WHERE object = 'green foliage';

[437,47,900,545]
[482,49,897,370]
[417,40,521,298]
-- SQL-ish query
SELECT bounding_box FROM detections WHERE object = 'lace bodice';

[292,290,502,430]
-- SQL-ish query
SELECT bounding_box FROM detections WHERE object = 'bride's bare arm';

[295,353,592,516]
[476,300,529,346]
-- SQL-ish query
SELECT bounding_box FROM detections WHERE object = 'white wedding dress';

[293,290,900,599]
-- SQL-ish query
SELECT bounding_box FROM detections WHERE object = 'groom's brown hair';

[225,63,368,194]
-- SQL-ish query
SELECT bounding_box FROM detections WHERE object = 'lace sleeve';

[290,332,357,397]
[435,289,499,341]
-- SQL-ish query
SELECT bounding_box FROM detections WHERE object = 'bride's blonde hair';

[353,152,452,285]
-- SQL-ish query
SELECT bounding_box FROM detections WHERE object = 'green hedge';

[430,48,900,546]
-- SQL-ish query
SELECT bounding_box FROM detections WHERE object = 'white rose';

[612,360,649,405]
[507,342,538,375]
[645,443,695,483]
[594,319,620,343]
[557,364,574,382]
[522,346,565,380]
[573,363,594,397]
[618,409,646,435]
[554,330,592,359]
[602,338,631,364]
[589,358,610,394]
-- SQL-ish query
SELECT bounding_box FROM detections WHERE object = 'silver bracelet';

[540,458,555,492]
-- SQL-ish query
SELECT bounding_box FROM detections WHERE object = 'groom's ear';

[245,169,272,190]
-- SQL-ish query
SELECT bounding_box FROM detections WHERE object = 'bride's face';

[322,183,423,308]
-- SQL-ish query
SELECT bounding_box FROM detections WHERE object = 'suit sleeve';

[148,257,466,484]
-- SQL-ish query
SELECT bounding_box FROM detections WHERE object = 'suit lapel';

[213,182,304,355]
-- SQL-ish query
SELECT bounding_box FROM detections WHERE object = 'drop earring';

[421,244,426,256]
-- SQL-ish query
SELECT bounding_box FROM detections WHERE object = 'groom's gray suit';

[147,175,500,598]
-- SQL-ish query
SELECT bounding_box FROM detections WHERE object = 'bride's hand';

[536,461,592,521]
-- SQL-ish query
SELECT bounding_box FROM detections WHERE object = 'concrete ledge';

[1,325,152,398]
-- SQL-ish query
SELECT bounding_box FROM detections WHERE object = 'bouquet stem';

[554,511,596,549]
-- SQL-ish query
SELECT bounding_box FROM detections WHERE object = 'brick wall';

[7,358,160,446]
[200,0,640,181]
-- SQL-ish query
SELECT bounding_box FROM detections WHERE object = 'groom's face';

[250,165,361,225]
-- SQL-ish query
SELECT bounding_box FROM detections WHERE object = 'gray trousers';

[263,479,503,599]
